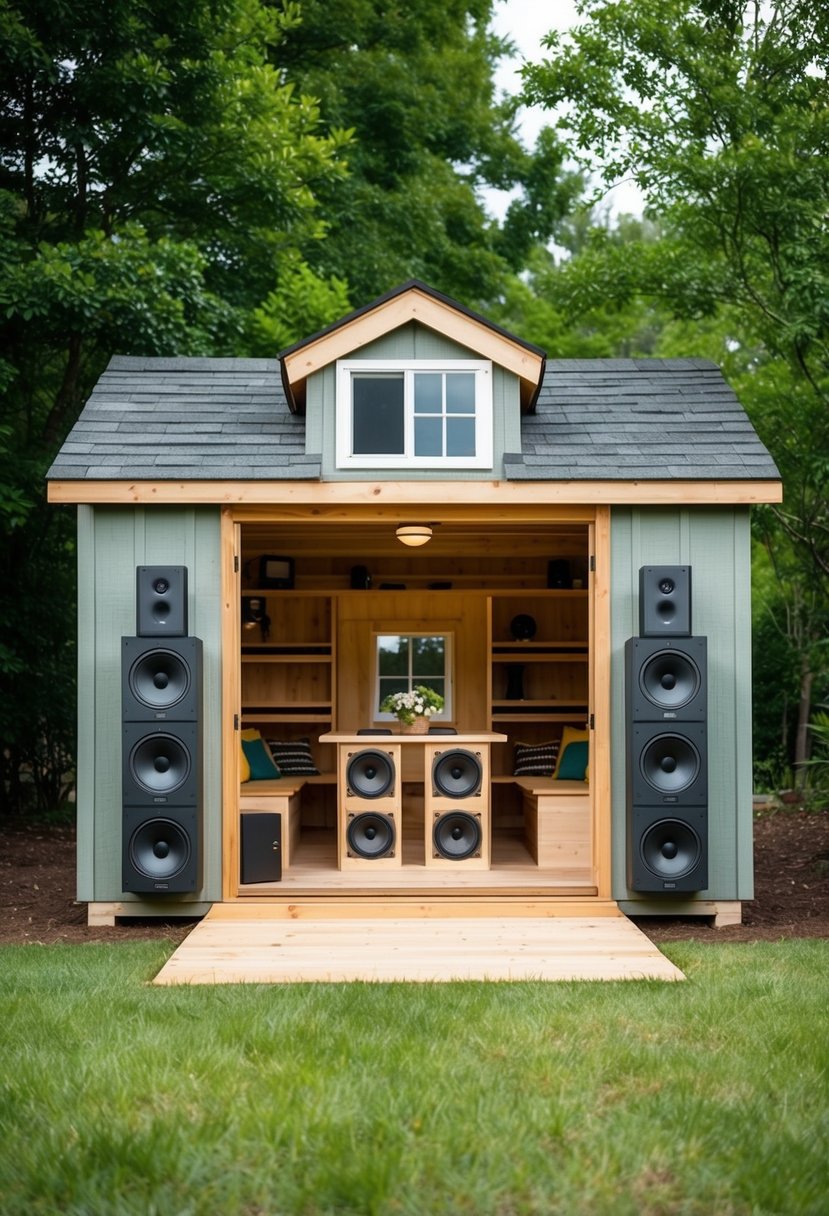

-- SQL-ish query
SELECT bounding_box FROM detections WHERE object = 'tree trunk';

[793,652,813,789]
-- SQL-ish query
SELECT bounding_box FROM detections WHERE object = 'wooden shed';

[47,280,781,930]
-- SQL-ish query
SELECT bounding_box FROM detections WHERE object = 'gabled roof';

[46,354,780,487]
[278,279,546,413]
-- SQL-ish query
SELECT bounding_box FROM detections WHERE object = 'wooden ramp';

[153,904,684,985]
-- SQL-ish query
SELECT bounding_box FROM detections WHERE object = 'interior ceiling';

[241,521,588,561]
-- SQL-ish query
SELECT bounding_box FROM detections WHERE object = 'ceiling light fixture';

[396,524,433,547]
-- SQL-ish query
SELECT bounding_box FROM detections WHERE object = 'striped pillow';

[265,738,320,776]
[513,740,560,778]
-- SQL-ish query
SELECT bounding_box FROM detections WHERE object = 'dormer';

[279,280,546,478]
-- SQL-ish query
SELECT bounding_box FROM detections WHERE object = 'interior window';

[375,633,452,719]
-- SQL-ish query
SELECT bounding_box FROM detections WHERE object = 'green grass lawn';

[1,940,827,1216]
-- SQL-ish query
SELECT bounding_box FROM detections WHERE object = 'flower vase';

[400,717,429,735]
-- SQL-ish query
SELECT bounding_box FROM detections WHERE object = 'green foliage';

[1,942,828,1213]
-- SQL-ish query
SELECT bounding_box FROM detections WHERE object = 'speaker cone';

[129,817,191,880]
[129,649,191,711]
[432,749,483,799]
[129,733,191,796]
[639,734,700,794]
[640,818,702,880]
[346,750,395,799]
[433,811,482,860]
[639,650,701,712]
[346,812,395,859]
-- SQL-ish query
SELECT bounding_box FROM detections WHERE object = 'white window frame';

[336,359,493,470]
[374,632,454,722]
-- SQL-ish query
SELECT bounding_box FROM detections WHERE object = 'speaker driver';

[432,749,483,799]
[433,811,482,861]
[129,649,191,711]
[129,733,191,796]
[640,818,702,880]
[639,734,700,794]
[346,812,395,859]
[639,650,701,712]
[129,817,191,880]
[345,750,395,799]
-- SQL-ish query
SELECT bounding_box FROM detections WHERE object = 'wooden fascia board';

[281,287,543,398]
[47,478,784,507]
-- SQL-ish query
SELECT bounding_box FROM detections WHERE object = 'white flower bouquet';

[379,685,444,726]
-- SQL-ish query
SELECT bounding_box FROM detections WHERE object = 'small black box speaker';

[639,566,691,637]
[137,566,188,637]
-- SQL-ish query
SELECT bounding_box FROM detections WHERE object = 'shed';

[47,280,781,928]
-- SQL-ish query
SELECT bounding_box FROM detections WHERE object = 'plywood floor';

[153,907,684,985]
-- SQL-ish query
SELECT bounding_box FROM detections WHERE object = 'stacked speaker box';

[122,566,203,894]
[425,744,490,869]
[338,743,402,870]
[626,565,708,893]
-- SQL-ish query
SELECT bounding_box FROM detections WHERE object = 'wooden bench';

[239,774,336,869]
[492,775,590,870]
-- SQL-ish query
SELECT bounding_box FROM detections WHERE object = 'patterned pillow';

[266,738,320,776]
[513,740,560,778]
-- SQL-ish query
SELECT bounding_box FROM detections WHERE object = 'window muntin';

[375,633,452,720]
[337,360,492,468]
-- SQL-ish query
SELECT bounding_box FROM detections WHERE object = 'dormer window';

[336,360,493,469]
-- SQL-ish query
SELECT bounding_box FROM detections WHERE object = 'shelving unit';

[487,591,589,773]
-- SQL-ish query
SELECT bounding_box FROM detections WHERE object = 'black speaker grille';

[639,650,701,713]
[129,733,192,797]
[640,818,702,880]
[128,817,191,880]
[346,812,396,859]
[432,811,482,861]
[346,750,395,799]
[432,749,483,799]
[129,649,191,711]
[639,733,701,795]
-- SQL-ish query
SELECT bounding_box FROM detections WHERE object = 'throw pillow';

[556,740,589,781]
[513,740,560,778]
[266,738,320,777]
[553,726,590,780]
[240,735,281,780]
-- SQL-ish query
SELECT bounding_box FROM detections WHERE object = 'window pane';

[378,676,409,702]
[414,416,443,457]
[446,416,476,457]
[353,375,404,454]
[446,373,476,413]
[412,636,445,676]
[377,635,408,677]
[414,373,442,413]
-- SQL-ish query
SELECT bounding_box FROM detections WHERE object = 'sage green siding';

[611,506,754,908]
[307,323,522,478]
[76,505,222,908]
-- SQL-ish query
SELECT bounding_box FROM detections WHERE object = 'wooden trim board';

[152,907,685,984]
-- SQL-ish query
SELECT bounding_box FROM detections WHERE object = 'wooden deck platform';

[152,904,685,985]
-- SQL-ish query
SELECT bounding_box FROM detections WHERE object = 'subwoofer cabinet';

[337,743,402,870]
[121,633,203,893]
[424,744,490,869]
[625,635,708,892]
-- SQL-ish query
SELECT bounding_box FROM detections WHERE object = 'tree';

[275,0,581,306]
[0,0,350,812]
[522,0,829,776]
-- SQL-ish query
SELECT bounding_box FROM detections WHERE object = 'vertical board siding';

[77,505,223,903]
[312,324,520,479]
[611,507,754,905]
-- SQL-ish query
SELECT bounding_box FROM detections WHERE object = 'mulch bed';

[1,810,828,946]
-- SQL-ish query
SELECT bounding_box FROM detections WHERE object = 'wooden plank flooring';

[153,907,684,985]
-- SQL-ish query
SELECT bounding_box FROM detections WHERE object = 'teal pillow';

[241,736,281,780]
[556,740,588,781]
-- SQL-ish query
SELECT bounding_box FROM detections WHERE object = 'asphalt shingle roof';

[46,354,779,483]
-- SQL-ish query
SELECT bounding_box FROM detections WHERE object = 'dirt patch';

[1,811,828,946]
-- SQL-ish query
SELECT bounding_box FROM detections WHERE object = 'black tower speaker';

[625,635,708,892]
[639,565,692,637]
[136,565,188,637]
[122,634,202,893]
